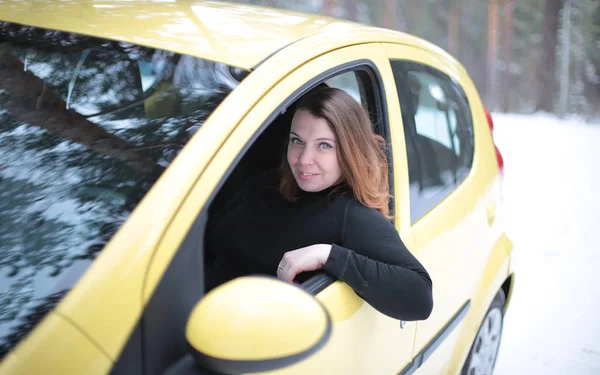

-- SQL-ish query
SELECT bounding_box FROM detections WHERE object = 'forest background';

[228,0,600,121]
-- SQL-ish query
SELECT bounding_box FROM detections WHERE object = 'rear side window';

[390,61,474,223]
[0,22,248,358]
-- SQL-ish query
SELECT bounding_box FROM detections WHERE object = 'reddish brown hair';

[279,87,392,219]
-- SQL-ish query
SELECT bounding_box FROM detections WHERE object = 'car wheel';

[461,289,506,375]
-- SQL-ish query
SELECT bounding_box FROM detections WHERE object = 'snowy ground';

[491,113,600,374]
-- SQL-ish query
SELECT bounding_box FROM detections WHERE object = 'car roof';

[0,0,384,70]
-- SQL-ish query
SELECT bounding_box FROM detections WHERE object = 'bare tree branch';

[84,54,181,119]
[0,48,157,173]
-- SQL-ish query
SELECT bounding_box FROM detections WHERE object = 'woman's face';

[287,109,342,192]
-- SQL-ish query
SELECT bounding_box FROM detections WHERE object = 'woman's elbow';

[414,273,434,320]
[416,276,434,319]
[416,291,434,320]
[401,283,433,321]
[375,290,433,321]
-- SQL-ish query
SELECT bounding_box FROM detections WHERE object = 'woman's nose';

[299,147,314,165]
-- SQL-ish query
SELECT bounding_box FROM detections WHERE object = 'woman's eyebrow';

[290,132,335,143]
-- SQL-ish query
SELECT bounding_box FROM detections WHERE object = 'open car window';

[0,22,248,358]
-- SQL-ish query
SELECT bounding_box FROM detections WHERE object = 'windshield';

[0,22,248,358]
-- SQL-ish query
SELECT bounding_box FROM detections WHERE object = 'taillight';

[495,146,504,173]
[485,108,504,175]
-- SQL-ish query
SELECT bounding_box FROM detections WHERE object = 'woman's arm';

[322,201,433,321]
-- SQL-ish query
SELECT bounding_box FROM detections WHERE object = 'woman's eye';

[319,143,333,149]
[290,138,303,145]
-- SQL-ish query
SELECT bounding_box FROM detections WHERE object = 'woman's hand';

[277,244,332,283]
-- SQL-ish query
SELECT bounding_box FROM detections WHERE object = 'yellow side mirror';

[186,276,331,374]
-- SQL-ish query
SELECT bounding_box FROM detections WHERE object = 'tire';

[460,289,506,375]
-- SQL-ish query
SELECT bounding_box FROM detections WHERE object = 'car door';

[381,43,482,373]
[143,42,418,375]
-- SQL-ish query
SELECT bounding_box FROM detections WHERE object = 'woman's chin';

[295,179,323,193]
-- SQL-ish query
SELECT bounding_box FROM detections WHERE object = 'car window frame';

[389,60,475,224]
[203,59,392,296]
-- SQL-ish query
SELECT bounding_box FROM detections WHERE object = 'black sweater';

[206,173,433,321]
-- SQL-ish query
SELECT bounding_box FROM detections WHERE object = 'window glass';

[390,61,474,223]
[0,22,248,358]
[411,72,454,150]
[324,69,381,136]
[324,71,362,104]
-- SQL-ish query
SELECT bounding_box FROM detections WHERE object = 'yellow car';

[0,1,515,374]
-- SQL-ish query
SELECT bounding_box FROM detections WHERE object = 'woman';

[206,87,433,321]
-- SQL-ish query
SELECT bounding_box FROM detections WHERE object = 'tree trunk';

[537,0,564,112]
[448,1,461,57]
[528,40,538,111]
[501,0,514,112]
[345,0,358,21]
[383,0,397,29]
[396,0,408,31]
[558,0,571,115]
[321,0,337,16]
[486,0,499,109]
[0,49,156,173]
[436,2,449,51]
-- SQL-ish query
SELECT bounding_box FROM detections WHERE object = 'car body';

[0,1,515,374]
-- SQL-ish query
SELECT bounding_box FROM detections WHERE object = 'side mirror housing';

[186,276,331,374]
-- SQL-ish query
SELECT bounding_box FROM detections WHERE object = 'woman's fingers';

[277,258,298,282]
[277,245,331,283]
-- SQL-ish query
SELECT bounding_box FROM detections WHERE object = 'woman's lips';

[298,171,319,180]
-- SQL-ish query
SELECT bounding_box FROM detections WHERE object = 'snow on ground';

[491,113,600,374]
